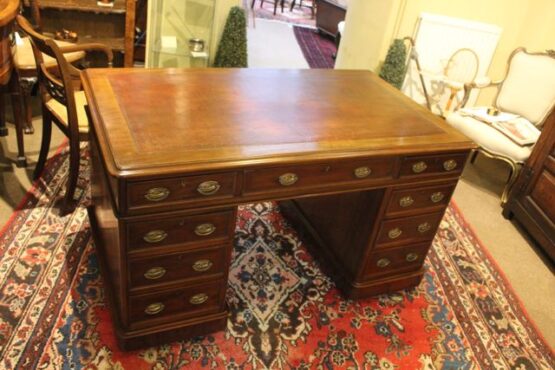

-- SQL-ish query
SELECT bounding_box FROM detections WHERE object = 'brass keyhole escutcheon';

[144,302,165,315]
[354,166,372,179]
[412,161,428,174]
[145,187,170,202]
[376,258,391,268]
[189,293,209,305]
[192,259,213,272]
[430,192,445,203]
[197,181,221,196]
[143,230,168,244]
[144,267,167,280]
[388,227,402,239]
[194,223,216,236]
[406,253,419,262]
[443,159,457,171]
[278,173,299,186]
[399,196,414,208]
[418,222,431,233]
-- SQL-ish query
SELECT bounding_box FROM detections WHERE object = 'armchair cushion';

[45,90,89,133]
[446,112,532,162]
[496,51,555,125]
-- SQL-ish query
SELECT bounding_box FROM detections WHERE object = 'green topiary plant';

[379,39,407,89]
[214,6,248,68]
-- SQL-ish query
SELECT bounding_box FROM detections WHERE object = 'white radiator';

[402,13,502,114]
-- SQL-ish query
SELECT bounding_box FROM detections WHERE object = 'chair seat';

[446,112,533,163]
[46,90,89,133]
[14,37,85,71]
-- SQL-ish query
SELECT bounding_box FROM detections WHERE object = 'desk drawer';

[386,183,456,217]
[375,212,444,247]
[364,243,430,277]
[400,153,467,178]
[127,210,234,251]
[129,280,224,324]
[129,247,227,290]
[127,172,238,210]
[244,158,396,194]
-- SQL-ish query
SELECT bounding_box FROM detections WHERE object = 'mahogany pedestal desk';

[82,68,474,350]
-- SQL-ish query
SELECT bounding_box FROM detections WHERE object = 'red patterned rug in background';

[293,26,337,69]
[0,147,554,369]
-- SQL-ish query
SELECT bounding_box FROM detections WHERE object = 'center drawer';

[127,210,235,251]
[244,157,396,195]
[129,246,227,290]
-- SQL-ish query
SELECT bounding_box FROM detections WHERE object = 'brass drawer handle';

[430,192,445,203]
[194,223,216,236]
[443,159,457,171]
[417,222,431,233]
[143,230,168,244]
[412,161,428,174]
[144,267,167,280]
[388,227,402,239]
[189,293,209,305]
[192,259,213,272]
[278,173,299,186]
[144,302,165,315]
[354,166,372,179]
[144,187,170,202]
[197,181,221,196]
[376,258,391,268]
[399,196,414,208]
[406,253,419,262]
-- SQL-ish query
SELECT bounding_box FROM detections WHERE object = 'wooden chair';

[0,0,26,167]
[14,0,85,135]
[446,48,555,204]
[290,0,315,18]
[16,14,113,212]
[251,0,285,16]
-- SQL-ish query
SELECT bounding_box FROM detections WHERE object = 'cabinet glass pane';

[146,0,216,68]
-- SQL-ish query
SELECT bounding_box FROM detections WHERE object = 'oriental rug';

[0,146,553,369]
[293,26,336,69]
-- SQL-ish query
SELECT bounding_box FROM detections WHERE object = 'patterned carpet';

[293,26,336,69]
[0,146,553,369]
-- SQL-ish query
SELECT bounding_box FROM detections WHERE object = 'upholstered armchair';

[446,48,555,204]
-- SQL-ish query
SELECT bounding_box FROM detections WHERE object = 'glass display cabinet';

[145,0,216,68]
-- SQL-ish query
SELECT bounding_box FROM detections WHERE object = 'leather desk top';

[82,68,474,178]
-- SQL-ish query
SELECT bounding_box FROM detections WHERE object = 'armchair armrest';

[458,77,503,109]
[58,43,114,67]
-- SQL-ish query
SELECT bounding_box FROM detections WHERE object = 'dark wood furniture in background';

[0,0,26,167]
[27,0,136,67]
[83,68,474,350]
[315,0,346,37]
[503,109,555,263]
